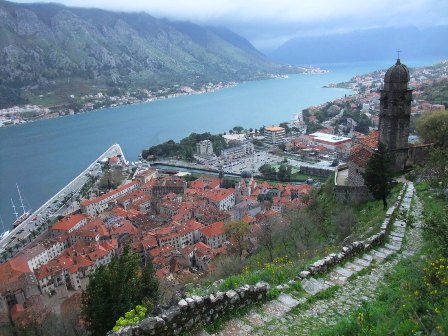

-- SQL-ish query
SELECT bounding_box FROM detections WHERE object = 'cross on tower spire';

[396,49,401,60]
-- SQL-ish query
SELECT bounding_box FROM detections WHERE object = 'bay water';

[0,59,438,229]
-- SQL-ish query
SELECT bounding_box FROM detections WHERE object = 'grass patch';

[217,257,300,292]
[350,182,403,240]
[313,181,448,336]
[313,254,448,336]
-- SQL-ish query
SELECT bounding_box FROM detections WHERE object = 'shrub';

[112,305,148,332]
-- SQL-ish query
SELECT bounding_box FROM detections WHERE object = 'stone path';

[198,182,424,336]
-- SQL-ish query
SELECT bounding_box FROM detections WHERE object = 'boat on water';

[11,184,31,228]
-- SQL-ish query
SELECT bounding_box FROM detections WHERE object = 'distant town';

[0,69,327,128]
[0,59,446,330]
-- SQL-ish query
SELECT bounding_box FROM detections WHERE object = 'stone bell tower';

[378,57,412,172]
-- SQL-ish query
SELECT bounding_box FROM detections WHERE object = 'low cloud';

[13,0,448,51]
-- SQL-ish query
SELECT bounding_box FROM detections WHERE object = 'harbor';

[0,144,125,259]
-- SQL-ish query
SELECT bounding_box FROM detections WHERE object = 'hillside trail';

[196,182,422,336]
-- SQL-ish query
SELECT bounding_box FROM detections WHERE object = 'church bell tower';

[379,56,412,171]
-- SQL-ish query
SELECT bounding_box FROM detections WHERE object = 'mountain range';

[0,0,296,108]
[269,26,448,65]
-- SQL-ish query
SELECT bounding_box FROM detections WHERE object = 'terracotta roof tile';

[200,221,225,238]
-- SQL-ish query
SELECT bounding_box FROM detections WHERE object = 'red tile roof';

[51,214,88,232]
[349,144,374,168]
[81,180,139,206]
[359,130,379,149]
[200,221,225,238]
[0,256,31,291]
[205,188,234,203]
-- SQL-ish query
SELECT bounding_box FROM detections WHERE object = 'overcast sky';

[12,0,448,52]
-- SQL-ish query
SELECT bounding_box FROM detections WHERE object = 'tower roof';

[384,58,410,84]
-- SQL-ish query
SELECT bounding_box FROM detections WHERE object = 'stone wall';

[335,185,371,204]
[346,161,365,187]
[108,283,268,336]
[299,166,333,178]
[109,185,407,336]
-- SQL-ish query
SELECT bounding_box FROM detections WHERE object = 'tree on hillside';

[362,142,393,210]
[224,220,251,257]
[279,122,291,134]
[259,164,276,179]
[232,126,244,134]
[81,246,158,336]
[257,216,280,262]
[416,110,448,147]
[277,164,292,181]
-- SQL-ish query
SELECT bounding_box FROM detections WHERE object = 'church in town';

[335,57,430,203]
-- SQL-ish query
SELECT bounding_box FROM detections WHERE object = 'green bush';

[112,305,148,332]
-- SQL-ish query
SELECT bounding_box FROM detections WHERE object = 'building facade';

[264,126,286,144]
[221,143,254,159]
[196,140,214,156]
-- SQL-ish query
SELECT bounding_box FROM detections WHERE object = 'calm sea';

[0,59,439,229]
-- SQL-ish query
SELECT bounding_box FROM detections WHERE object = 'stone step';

[328,272,348,285]
[244,311,267,327]
[390,235,403,243]
[377,247,394,256]
[394,220,407,229]
[335,266,353,278]
[385,242,401,251]
[390,231,405,239]
[353,257,371,268]
[216,319,253,336]
[277,294,301,309]
[361,254,374,262]
[301,278,332,295]
[262,300,290,318]
[345,262,364,272]
[369,250,387,261]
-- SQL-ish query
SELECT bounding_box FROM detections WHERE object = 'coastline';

[0,68,328,128]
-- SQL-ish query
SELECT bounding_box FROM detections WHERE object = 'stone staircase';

[198,183,418,336]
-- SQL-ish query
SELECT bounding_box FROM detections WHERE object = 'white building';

[265,126,286,144]
[196,140,214,156]
[205,188,236,211]
[199,221,227,249]
[221,143,254,159]
[80,180,139,216]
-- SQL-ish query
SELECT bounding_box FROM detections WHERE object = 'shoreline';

[0,68,328,128]
[0,144,124,257]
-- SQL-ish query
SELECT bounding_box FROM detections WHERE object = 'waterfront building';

[221,142,254,159]
[23,236,69,272]
[50,214,89,236]
[264,126,286,144]
[196,140,214,156]
[135,168,158,184]
[307,132,352,157]
[80,180,140,216]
